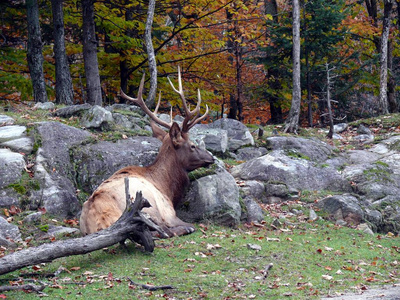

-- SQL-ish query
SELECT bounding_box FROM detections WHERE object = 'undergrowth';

[1,205,399,300]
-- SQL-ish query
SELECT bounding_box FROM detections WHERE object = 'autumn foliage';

[0,0,399,124]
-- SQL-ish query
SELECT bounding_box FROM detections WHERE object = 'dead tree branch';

[0,179,167,276]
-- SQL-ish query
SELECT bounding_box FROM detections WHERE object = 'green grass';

[1,210,399,300]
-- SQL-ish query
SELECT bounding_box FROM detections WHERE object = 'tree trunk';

[51,0,74,105]
[120,6,134,102]
[145,0,157,108]
[326,64,334,139]
[26,0,48,103]
[379,0,393,115]
[284,0,301,133]
[82,0,102,106]
[0,189,166,276]
[387,41,398,112]
[265,0,283,124]
[226,5,243,121]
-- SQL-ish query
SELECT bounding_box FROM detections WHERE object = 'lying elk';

[80,68,214,237]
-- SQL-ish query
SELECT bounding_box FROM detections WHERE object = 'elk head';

[120,67,214,173]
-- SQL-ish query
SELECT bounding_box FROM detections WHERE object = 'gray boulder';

[179,166,241,226]
[357,124,371,134]
[80,105,114,129]
[31,122,91,217]
[53,104,92,118]
[0,217,21,244]
[334,123,348,133]
[33,102,55,110]
[342,160,400,201]
[0,190,20,207]
[209,118,254,151]
[0,115,15,126]
[243,196,265,223]
[266,136,334,162]
[1,137,34,154]
[316,194,365,226]
[72,136,161,192]
[0,148,26,189]
[190,124,228,154]
[231,150,351,202]
[235,147,268,161]
[0,125,26,143]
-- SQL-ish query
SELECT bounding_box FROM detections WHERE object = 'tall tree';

[264,0,283,124]
[365,0,397,113]
[379,0,394,114]
[284,0,301,133]
[51,0,73,105]
[145,0,157,108]
[26,0,48,103]
[82,0,102,105]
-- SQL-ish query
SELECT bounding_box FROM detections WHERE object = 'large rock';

[0,125,26,143]
[31,122,92,217]
[235,147,268,161]
[179,166,241,226]
[190,124,228,154]
[0,217,21,245]
[266,136,334,162]
[0,148,26,189]
[209,118,254,151]
[53,104,92,118]
[1,137,34,154]
[316,194,365,226]
[72,136,161,192]
[33,102,55,110]
[342,160,400,201]
[231,150,351,201]
[80,105,114,129]
[0,115,15,126]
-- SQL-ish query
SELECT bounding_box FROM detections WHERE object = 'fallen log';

[0,178,167,276]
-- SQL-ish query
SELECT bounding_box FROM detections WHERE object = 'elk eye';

[190,144,196,150]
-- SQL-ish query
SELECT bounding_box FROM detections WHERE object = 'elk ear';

[150,121,167,141]
[169,122,183,147]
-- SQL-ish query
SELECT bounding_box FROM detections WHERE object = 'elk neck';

[145,142,190,207]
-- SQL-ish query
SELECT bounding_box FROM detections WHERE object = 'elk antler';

[167,66,209,132]
[120,74,173,129]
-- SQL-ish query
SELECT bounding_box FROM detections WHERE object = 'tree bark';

[284,0,301,133]
[51,0,74,105]
[264,0,283,124]
[145,0,157,108]
[387,41,398,112]
[0,188,166,276]
[379,0,393,115]
[326,64,334,139]
[26,0,48,103]
[82,0,102,106]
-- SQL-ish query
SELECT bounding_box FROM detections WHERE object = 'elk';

[80,68,214,238]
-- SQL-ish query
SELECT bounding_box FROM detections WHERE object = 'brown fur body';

[79,125,214,237]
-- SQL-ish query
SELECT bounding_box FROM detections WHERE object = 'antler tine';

[153,92,174,128]
[168,67,209,132]
[120,74,172,130]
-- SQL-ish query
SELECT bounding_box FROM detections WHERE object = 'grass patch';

[189,165,217,181]
[1,214,399,300]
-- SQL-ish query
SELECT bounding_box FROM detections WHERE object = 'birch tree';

[379,0,394,114]
[284,0,301,133]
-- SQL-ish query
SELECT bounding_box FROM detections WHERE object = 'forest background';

[1,0,400,129]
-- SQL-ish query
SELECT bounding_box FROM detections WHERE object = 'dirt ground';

[321,284,400,300]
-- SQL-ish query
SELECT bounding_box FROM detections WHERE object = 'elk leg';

[168,224,196,237]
